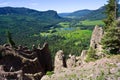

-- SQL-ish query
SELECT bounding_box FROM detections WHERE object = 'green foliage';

[58,20,104,31]
[85,47,97,62]
[0,7,64,44]
[39,29,92,58]
[102,0,120,54]
[81,20,105,26]
[103,0,119,30]
[46,71,54,76]
[58,22,70,28]
[101,22,120,54]
[0,7,93,59]
[6,30,15,47]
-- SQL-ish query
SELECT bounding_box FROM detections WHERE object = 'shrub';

[46,71,54,76]
[85,47,97,62]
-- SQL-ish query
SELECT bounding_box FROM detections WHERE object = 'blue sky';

[0,0,108,13]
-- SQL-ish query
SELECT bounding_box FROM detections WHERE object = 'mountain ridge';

[0,7,65,44]
[0,7,62,19]
[58,5,112,20]
[59,9,93,19]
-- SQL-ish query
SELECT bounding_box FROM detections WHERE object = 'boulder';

[66,55,76,68]
[54,50,66,72]
[90,25,103,55]
[81,50,87,60]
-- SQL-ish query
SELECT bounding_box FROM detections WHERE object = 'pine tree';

[102,0,120,54]
[101,22,120,54]
[103,0,119,30]
[6,31,15,47]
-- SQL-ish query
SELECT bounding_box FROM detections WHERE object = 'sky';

[0,0,108,13]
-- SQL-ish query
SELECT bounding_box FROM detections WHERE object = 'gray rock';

[90,25,104,55]
[110,68,118,74]
[54,50,66,72]
[67,55,76,68]
[118,77,120,80]
[81,50,87,62]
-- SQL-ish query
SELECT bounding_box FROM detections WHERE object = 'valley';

[0,7,105,58]
[0,0,120,79]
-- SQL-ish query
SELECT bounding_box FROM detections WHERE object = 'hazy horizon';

[0,0,108,13]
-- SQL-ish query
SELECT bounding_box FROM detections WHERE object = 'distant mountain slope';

[58,13,71,17]
[59,9,92,19]
[0,7,64,44]
[82,6,106,20]
[0,7,62,21]
[59,5,117,20]
[68,9,92,17]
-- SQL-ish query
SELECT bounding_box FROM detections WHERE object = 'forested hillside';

[0,7,65,44]
[59,9,92,19]
[0,7,103,57]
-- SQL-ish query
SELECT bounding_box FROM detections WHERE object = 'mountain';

[58,13,71,17]
[0,7,63,22]
[81,6,106,20]
[59,6,106,20]
[0,7,65,44]
[59,4,120,20]
[59,9,92,19]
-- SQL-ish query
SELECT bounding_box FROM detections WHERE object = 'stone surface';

[90,25,103,54]
[67,55,76,68]
[81,50,87,63]
[41,55,120,80]
[54,50,66,72]
[118,77,120,80]
[0,42,52,80]
[76,56,82,66]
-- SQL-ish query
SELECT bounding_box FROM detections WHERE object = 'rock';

[76,56,82,66]
[90,25,103,53]
[54,50,66,72]
[40,42,53,72]
[90,25,103,48]
[0,69,23,80]
[76,60,82,67]
[67,55,76,68]
[110,68,118,74]
[118,77,120,80]
[41,75,50,80]
[116,63,120,68]
[0,42,53,79]
[81,50,87,61]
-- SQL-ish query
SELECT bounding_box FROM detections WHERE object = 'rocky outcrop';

[80,50,87,63]
[81,50,87,60]
[41,55,120,80]
[90,25,103,54]
[66,53,85,68]
[67,54,76,68]
[0,42,52,80]
[54,50,66,72]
